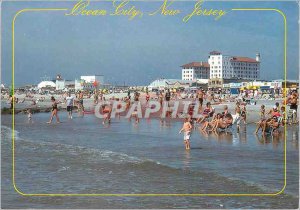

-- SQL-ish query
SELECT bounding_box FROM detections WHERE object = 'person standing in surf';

[288,90,298,123]
[102,103,112,124]
[165,89,171,107]
[47,96,60,124]
[65,92,75,119]
[27,109,32,123]
[197,89,205,111]
[78,91,84,116]
[179,117,192,150]
[145,92,150,107]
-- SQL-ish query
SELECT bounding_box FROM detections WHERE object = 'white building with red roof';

[208,51,260,80]
[181,61,210,81]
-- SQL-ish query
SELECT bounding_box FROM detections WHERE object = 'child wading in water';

[179,117,192,150]
[27,109,32,123]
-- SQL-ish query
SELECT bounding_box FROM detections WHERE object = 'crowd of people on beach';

[178,89,298,149]
[5,87,299,150]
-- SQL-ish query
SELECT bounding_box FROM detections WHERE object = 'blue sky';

[1,0,299,86]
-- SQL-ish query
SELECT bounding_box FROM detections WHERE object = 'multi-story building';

[148,79,192,90]
[181,62,210,81]
[80,75,104,84]
[208,51,260,80]
[75,75,105,91]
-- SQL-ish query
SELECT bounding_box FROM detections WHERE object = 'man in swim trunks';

[165,89,171,107]
[179,117,192,150]
[93,90,99,104]
[134,91,140,102]
[197,89,204,109]
[127,90,131,100]
[78,91,84,116]
[65,92,75,119]
[288,90,298,123]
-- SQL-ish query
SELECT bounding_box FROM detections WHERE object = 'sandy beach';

[1,92,289,123]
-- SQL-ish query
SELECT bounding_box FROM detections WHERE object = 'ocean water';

[1,112,299,209]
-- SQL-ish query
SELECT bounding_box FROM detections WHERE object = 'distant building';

[80,75,104,84]
[196,79,209,84]
[208,78,254,89]
[208,51,260,80]
[181,51,260,83]
[181,62,210,81]
[56,80,75,90]
[56,74,63,81]
[75,75,105,91]
[272,79,299,89]
[148,79,192,90]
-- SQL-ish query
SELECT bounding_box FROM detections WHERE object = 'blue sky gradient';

[1,1,299,86]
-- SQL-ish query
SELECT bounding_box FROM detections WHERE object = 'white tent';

[37,81,56,89]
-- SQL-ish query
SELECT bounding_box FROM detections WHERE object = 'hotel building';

[208,51,260,79]
[181,51,260,87]
[181,62,210,81]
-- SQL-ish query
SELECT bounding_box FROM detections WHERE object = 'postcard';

[1,0,299,209]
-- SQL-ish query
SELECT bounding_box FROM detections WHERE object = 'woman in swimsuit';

[255,105,266,133]
[102,104,112,124]
[146,92,150,107]
[125,97,131,111]
[47,96,60,123]
[196,102,213,124]
[159,92,163,107]
[240,104,247,124]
